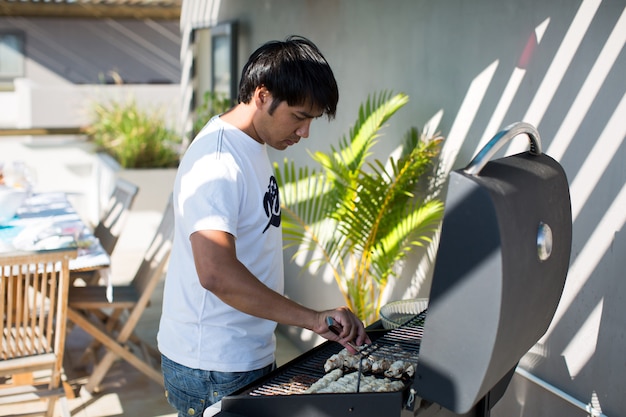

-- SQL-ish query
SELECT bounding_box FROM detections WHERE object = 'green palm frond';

[313,91,409,177]
[275,91,445,324]
[370,199,444,283]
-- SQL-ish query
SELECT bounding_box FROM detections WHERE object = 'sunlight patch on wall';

[294,242,335,285]
[569,92,626,221]
[590,391,604,415]
[474,67,526,157]
[506,0,602,156]
[401,229,440,300]
[562,298,603,379]
[547,5,626,161]
[320,262,338,286]
[534,18,551,46]
[519,340,548,368]
[473,18,550,157]
[438,60,498,175]
[542,181,626,341]
[423,109,444,139]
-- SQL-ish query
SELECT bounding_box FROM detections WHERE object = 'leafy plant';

[193,90,233,137]
[275,91,445,324]
[86,97,182,168]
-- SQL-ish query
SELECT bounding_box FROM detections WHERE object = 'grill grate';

[245,310,428,397]
[248,342,342,396]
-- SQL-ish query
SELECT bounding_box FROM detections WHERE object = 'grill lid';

[412,122,572,413]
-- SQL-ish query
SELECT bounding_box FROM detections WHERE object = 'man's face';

[254,96,324,151]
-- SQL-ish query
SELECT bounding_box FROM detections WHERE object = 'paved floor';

[0,135,304,417]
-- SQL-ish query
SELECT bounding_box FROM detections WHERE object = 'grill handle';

[464,121,542,175]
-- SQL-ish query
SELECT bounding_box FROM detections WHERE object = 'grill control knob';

[537,222,553,261]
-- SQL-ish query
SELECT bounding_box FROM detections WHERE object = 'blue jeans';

[161,354,275,417]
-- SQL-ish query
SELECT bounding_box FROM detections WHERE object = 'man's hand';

[314,307,371,354]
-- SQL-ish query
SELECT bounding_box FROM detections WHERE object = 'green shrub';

[87,97,182,169]
[193,90,232,137]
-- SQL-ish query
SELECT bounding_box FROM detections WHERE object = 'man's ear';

[254,86,271,108]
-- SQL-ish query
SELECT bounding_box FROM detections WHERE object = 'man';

[157,35,369,417]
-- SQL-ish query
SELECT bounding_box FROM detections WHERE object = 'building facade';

[0,0,182,131]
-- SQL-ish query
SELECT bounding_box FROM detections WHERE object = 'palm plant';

[275,91,445,324]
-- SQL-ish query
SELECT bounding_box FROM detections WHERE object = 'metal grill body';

[221,315,427,417]
[219,313,500,417]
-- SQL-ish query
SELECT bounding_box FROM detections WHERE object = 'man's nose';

[296,120,312,138]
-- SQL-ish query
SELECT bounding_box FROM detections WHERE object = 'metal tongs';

[326,316,374,392]
[325,316,370,354]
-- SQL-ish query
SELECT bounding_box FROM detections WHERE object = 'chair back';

[0,249,76,376]
[94,178,139,255]
[131,195,174,315]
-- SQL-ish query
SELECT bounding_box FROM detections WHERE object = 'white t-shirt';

[157,116,284,372]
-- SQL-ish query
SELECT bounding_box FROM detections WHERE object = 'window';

[211,21,237,102]
[0,32,25,80]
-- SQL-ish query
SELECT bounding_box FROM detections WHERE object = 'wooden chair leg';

[129,333,162,362]
[76,308,124,366]
[84,350,118,393]
[67,308,163,393]
[57,395,71,417]
[45,396,57,417]
[63,381,76,400]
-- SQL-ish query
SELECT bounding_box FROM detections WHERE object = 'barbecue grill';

[214,122,572,417]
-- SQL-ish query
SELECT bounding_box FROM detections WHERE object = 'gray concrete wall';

[183,0,626,415]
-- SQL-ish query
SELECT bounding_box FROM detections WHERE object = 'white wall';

[8,80,180,129]
[183,0,626,415]
[0,91,18,126]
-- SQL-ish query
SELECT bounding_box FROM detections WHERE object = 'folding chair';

[66,196,173,393]
[71,177,138,286]
[0,249,77,417]
[93,178,139,256]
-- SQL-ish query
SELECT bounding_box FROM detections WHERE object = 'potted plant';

[86,96,182,169]
[275,91,444,324]
[84,95,183,220]
[86,91,232,219]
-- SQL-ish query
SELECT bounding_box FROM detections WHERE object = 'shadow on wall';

[405,1,626,416]
[281,1,625,415]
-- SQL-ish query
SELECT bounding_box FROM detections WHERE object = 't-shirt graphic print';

[263,175,281,233]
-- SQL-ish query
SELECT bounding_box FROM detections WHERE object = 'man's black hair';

[237,35,338,119]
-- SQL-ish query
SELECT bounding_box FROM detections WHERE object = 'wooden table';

[0,192,110,272]
[0,192,111,395]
